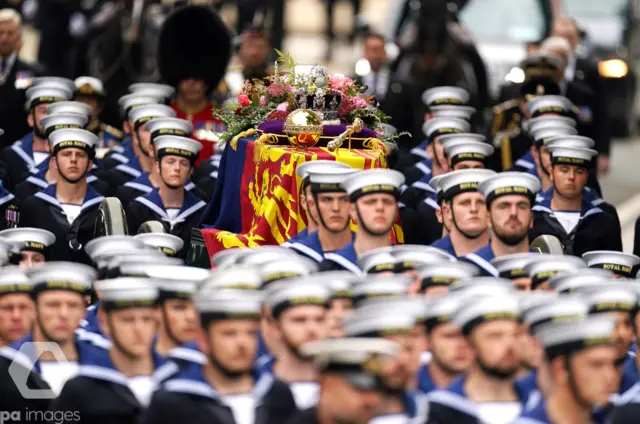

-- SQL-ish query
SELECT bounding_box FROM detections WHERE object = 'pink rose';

[338,98,356,118]
[329,73,347,90]
[238,94,250,107]
[277,102,289,112]
[353,96,367,108]
[259,96,267,106]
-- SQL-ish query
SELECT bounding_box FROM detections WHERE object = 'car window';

[459,0,546,43]
[564,0,627,18]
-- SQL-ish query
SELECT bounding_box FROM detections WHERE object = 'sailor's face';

[320,374,382,424]
[470,320,521,379]
[326,298,353,339]
[302,185,320,229]
[452,160,484,170]
[138,124,153,154]
[380,333,412,390]
[311,192,351,233]
[55,148,91,181]
[609,311,634,361]
[161,299,198,345]
[428,322,473,375]
[447,192,489,238]
[19,250,45,268]
[277,305,327,354]
[0,294,34,346]
[160,156,192,187]
[35,291,85,343]
[551,165,588,199]
[204,319,259,374]
[106,307,158,358]
[562,345,618,407]
[29,104,48,133]
[353,194,397,236]
[489,195,532,246]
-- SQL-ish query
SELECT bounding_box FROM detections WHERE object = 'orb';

[283,109,324,148]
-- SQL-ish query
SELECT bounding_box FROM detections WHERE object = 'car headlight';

[598,59,628,78]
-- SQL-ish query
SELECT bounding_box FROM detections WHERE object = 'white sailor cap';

[422,86,470,107]
[582,251,640,278]
[545,135,595,150]
[40,114,89,136]
[524,115,577,134]
[267,283,331,318]
[0,227,55,255]
[548,145,597,168]
[548,269,615,293]
[48,128,99,157]
[417,262,480,292]
[344,306,416,337]
[0,268,33,296]
[199,266,263,292]
[95,278,159,310]
[232,246,301,267]
[129,83,175,101]
[450,277,515,296]
[107,254,183,279]
[211,247,269,269]
[453,294,521,335]
[342,169,405,201]
[430,105,476,121]
[524,255,586,289]
[31,77,75,94]
[308,167,357,193]
[132,264,211,283]
[296,160,353,188]
[424,292,467,331]
[85,235,146,260]
[477,172,541,205]
[301,337,399,389]
[26,85,73,109]
[523,296,588,333]
[439,133,486,150]
[258,256,319,286]
[531,126,578,147]
[422,117,471,142]
[155,135,203,164]
[582,286,638,315]
[312,271,360,299]
[357,247,396,274]
[28,262,96,296]
[118,93,162,115]
[134,233,184,257]
[491,252,545,280]
[352,275,412,306]
[428,174,446,196]
[357,296,429,324]
[518,291,559,315]
[129,104,176,129]
[154,277,199,301]
[391,245,456,271]
[195,289,264,322]
[435,169,496,201]
[536,315,616,359]
[444,142,495,168]
[46,101,93,118]
[145,117,194,142]
[74,76,105,96]
[525,95,574,117]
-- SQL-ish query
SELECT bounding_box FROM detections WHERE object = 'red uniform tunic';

[170,101,225,167]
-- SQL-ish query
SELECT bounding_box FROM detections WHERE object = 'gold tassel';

[230,128,258,151]
[362,138,388,155]
[254,133,280,165]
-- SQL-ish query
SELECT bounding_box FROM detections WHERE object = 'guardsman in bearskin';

[125,136,206,250]
[17,129,104,265]
[73,76,124,150]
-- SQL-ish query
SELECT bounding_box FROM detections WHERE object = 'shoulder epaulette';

[100,123,124,139]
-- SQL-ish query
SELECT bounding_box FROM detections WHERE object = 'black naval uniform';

[13,173,109,200]
[113,175,197,208]
[287,407,320,424]
[125,188,206,253]
[17,183,104,264]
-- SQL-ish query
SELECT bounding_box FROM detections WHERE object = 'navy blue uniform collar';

[286,231,324,262]
[0,186,14,207]
[410,141,431,161]
[11,132,37,168]
[422,192,440,211]
[533,187,603,219]
[516,370,544,413]
[418,363,438,394]
[35,183,104,212]
[514,398,551,423]
[611,356,640,405]
[464,244,499,276]
[323,242,363,276]
[135,188,206,225]
[513,151,536,171]
[430,235,457,257]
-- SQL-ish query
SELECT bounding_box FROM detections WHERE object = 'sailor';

[143,289,299,424]
[351,275,411,308]
[523,255,586,291]
[284,160,352,245]
[411,174,447,245]
[73,76,123,149]
[315,271,357,338]
[419,293,474,393]
[0,184,19,231]
[547,269,615,293]
[284,165,356,263]
[426,294,526,424]
[320,169,405,275]
[102,103,177,189]
[265,280,331,408]
[134,233,185,258]
[0,262,97,415]
[415,262,480,296]
[0,83,73,192]
[287,337,399,424]
[113,117,196,206]
[0,227,55,267]
[0,268,34,347]
[530,143,622,255]
[513,316,618,424]
[582,251,640,279]
[613,286,640,410]
[343,300,429,423]
[52,278,164,422]
[428,169,496,257]
[125,136,206,250]
[463,172,541,276]
[356,248,396,275]
[17,128,104,265]
[129,83,175,104]
[83,235,147,278]
[491,252,543,291]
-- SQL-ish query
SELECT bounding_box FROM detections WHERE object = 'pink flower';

[267,110,290,121]
[277,102,289,112]
[353,96,367,108]
[338,98,356,118]
[238,94,250,107]
[329,73,348,90]
[259,96,267,106]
